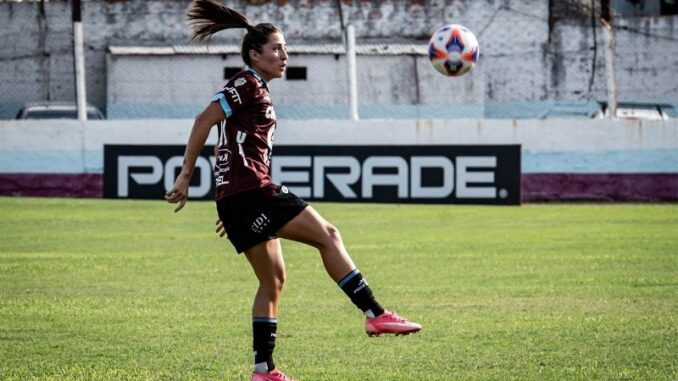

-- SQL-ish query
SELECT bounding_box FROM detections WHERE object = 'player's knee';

[261,272,285,297]
[262,282,284,301]
[273,272,286,293]
[327,224,343,243]
[318,223,343,249]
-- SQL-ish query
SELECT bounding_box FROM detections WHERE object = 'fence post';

[601,0,617,118]
[346,24,359,121]
[72,0,87,121]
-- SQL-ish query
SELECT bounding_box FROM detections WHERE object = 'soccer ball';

[427,24,479,77]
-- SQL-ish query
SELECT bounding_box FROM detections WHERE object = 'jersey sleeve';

[211,75,257,118]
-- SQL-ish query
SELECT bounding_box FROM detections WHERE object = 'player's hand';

[215,219,227,238]
[164,175,190,212]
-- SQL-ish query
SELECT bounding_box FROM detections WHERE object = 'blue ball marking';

[427,43,438,60]
[446,32,465,53]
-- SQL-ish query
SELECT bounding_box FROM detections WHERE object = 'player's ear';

[249,49,260,63]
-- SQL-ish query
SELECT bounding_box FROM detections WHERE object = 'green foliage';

[1,198,676,380]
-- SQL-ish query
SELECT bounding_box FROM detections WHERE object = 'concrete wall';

[1,118,676,201]
[1,1,676,119]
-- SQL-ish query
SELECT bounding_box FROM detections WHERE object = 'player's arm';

[165,102,225,212]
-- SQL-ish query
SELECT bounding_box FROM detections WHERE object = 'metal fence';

[0,0,79,119]
[1,0,676,120]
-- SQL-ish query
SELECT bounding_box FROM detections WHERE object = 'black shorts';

[215,185,308,254]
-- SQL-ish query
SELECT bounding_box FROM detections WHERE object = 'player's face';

[251,32,288,82]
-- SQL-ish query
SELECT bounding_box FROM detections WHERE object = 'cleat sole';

[396,331,418,336]
[366,329,421,337]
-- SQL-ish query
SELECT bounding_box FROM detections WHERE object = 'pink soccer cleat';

[251,369,295,381]
[365,310,422,337]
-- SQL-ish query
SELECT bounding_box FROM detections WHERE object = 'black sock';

[338,269,385,318]
[252,317,277,373]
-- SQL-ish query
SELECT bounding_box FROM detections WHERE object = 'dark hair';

[187,0,282,66]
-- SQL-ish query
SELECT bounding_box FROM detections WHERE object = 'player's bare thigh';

[277,206,339,248]
[277,206,356,280]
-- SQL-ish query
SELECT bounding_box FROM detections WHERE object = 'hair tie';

[246,25,254,32]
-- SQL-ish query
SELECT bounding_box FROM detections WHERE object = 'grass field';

[0,197,676,380]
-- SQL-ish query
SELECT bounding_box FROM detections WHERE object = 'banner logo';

[104,145,520,204]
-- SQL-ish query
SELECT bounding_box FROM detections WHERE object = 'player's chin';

[267,68,284,79]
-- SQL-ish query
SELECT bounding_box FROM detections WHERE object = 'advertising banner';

[104,145,521,205]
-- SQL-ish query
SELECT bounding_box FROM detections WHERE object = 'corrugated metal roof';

[109,46,176,55]
[109,43,427,56]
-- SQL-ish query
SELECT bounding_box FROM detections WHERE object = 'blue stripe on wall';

[523,149,678,173]
[104,100,608,120]
[7,101,675,120]
[0,150,101,173]
[107,103,204,119]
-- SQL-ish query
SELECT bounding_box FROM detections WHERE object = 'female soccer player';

[165,1,421,380]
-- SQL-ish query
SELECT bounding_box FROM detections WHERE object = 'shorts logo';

[251,213,271,234]
[280,185,289,194]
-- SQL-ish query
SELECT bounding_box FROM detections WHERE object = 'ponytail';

[186,0,282,67]
[187,0,251,42]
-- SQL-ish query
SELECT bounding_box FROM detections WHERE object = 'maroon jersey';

[212,69,277,199]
